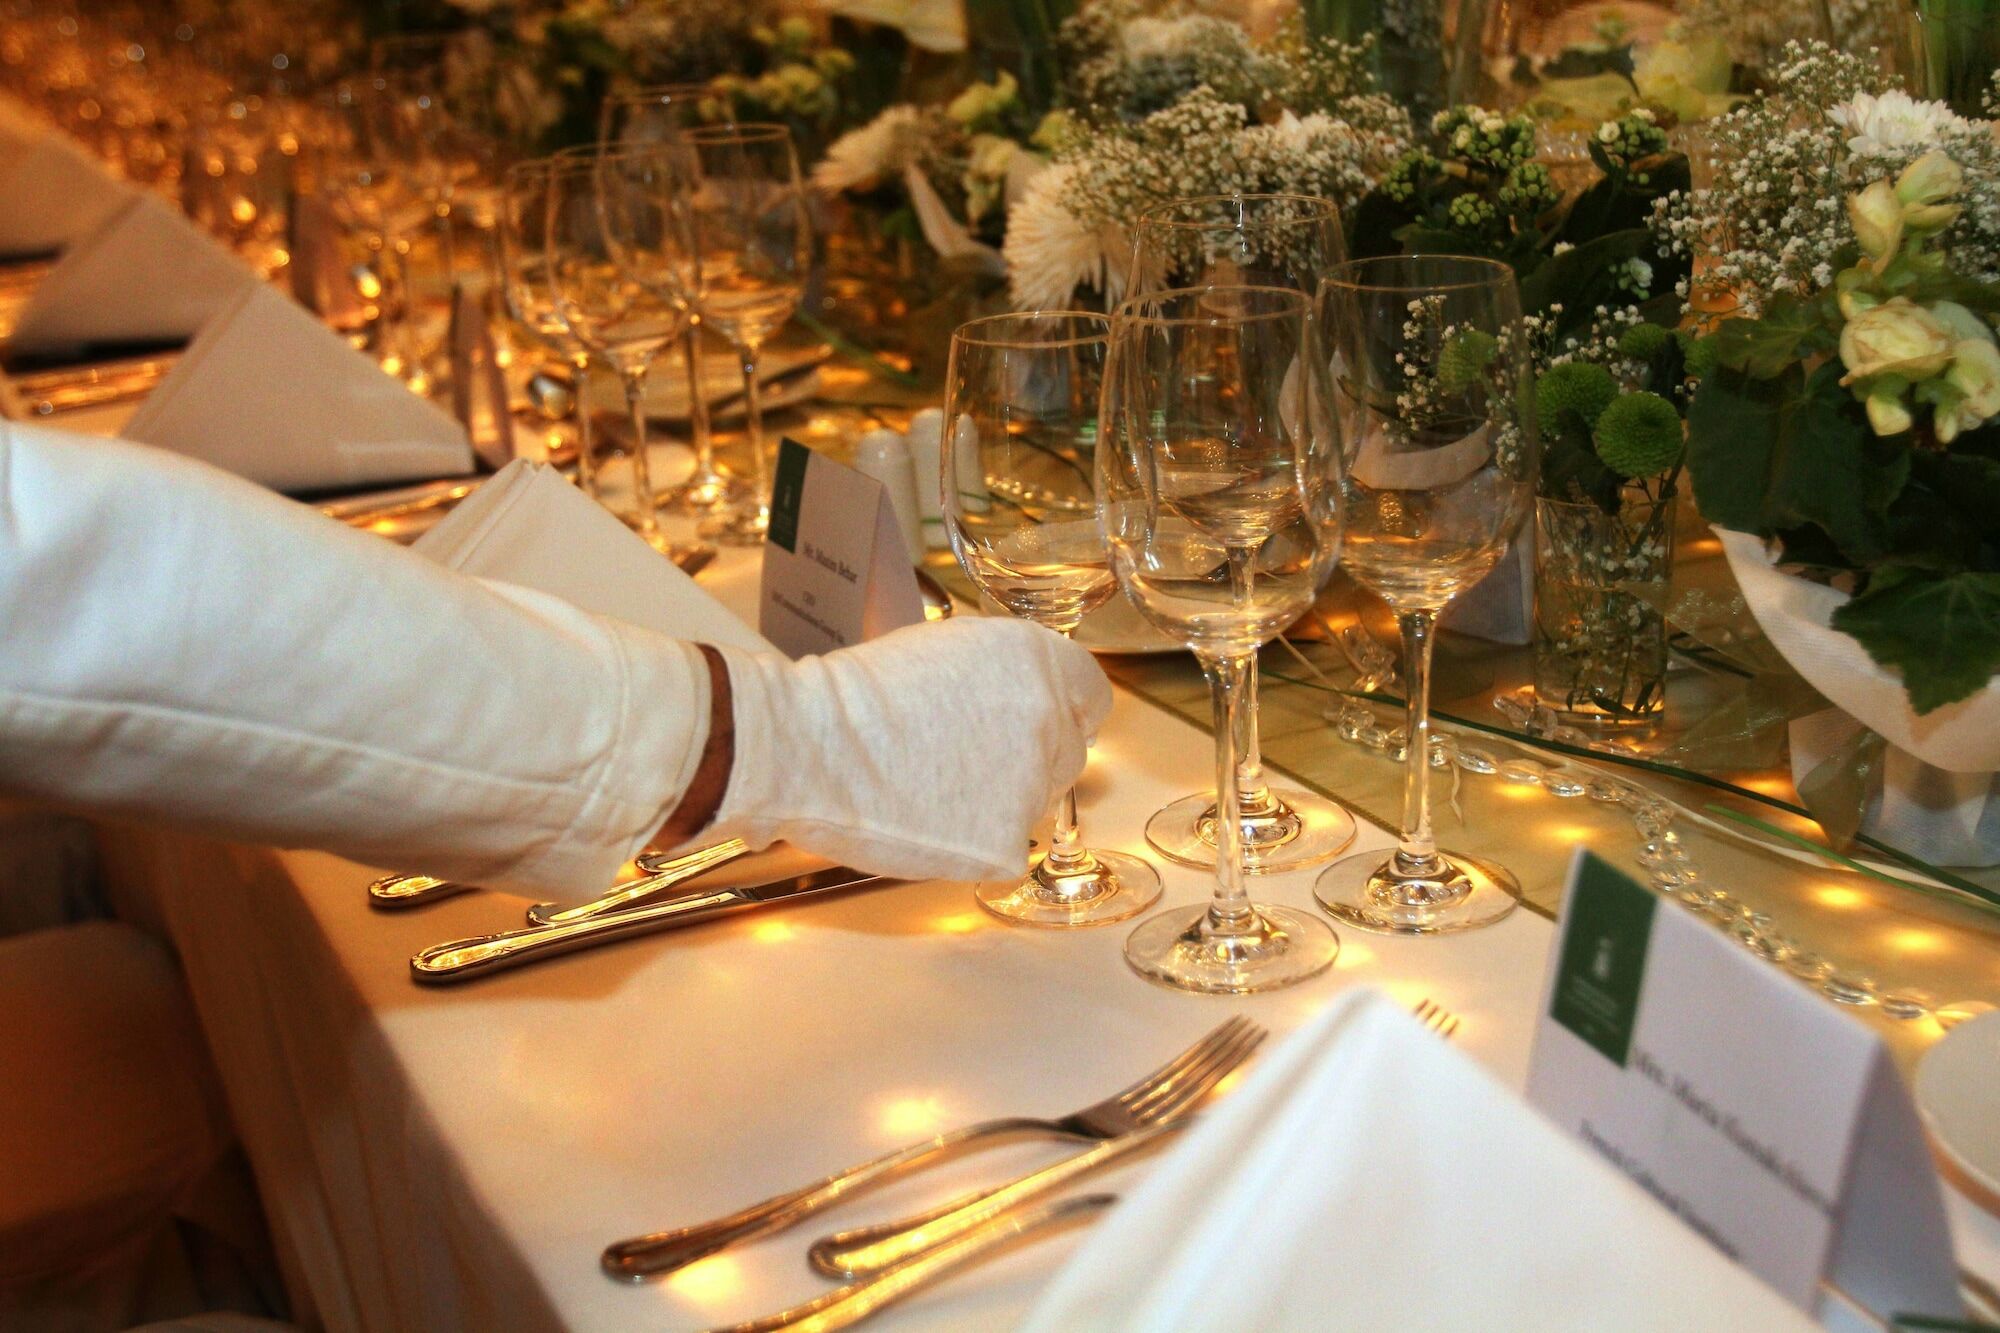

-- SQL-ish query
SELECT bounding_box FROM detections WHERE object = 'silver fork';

[600,1016,1266,1282]
[811,998,1454,1280]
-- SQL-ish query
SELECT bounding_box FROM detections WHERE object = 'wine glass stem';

[1042,622,1094,878]
[1235,656,1277,818]
[1204,650,1257,934]
[1396,609,1443,874]
[571,351,597,498]
[684,321,715,480]
[740,345,769,515]
[621,366,660,545]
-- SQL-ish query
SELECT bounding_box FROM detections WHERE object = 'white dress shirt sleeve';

[0,420,710,897]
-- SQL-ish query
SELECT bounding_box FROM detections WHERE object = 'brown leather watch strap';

[657,645,734,845]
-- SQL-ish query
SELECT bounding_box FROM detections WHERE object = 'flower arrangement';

[1684,127,2000,713]
[1003,2,1412,308]
[1653,44,2000,319]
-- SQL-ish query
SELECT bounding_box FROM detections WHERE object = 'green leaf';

[1686,361,1906,562]
[1708,294,1838,379]
[1831,566,2000,713]
[1539,406,1622,508]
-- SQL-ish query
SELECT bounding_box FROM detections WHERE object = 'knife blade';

[408,865,890,985]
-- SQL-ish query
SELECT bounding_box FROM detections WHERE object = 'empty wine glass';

[1312,255,1538,935]
[680,123,812,545]
[498,157,592,479]
[1101,286,1345,993]
[1127,193,1356,877]
[544,148,691,550]
[944,312,1162,926]
[601,83,731,512]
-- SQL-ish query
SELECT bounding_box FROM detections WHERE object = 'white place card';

[1528,850,1963,1329]
[759,436,924,659]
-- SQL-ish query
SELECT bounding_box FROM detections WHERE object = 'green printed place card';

[758,438,925,658]
[1528,851,1961,1329]
[1548,855,1655,1067]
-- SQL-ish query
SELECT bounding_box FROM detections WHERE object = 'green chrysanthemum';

[1616,322,1672,361]
[1678,330,1721,380]
[1436,329,1498,391]
[1594,390,1684,478]
[1534,361,1619,429]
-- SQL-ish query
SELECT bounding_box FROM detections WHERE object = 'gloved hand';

[710,617,1113,883]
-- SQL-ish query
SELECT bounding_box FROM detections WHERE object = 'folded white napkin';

[413,458,775,653]
[120,283,472,494]
[1023,987,1811,1333]
[6,193,258,358]
[0,132,134,257]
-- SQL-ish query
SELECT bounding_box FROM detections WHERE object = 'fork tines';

[1122,1017,1266,1123]
[1413,997,1461,1041]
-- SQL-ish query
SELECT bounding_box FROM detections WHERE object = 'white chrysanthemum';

[1004,162,1112,310]
[1121,16,1208,62]
[1827,90,1971,158]
[812,106,924,194]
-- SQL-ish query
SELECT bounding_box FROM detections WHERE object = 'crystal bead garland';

[1318,693,1942,1024]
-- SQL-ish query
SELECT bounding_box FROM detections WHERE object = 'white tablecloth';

[72,457,2000,1332]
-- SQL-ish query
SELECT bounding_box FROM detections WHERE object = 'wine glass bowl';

[1100,286,1344,993]
[944,311,1162,928]
[1312,254,1538,936]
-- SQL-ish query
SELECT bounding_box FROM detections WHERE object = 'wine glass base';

[1313,850,1520,936]
[1124,904,1338,994]
[1144,787,1357,874]
[661,469,735,514]
[974,850,1161,928]
[699,504,770,546]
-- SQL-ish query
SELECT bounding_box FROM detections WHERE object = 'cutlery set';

[374,836,891,985]
[371,835,1463,1329]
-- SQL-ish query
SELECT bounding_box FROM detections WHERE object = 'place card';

[759,437,924,658]
[1527,850,1963,1329]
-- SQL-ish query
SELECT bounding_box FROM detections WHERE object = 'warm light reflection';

[666,1255,744,1305]
[1815,885,1868,910]
[1334,940,1376,970]
[1739,775,1794,798]
[1885,928,1945,955]
[1547,824,1597,843]
[880,1095,949,1138]
[931,913,982,935]
[751,921,795,944]
[1495,783,1539,799]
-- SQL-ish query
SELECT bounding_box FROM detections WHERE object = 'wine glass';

[544,148,691,551]
[600,83,731,513]
[1312,255,1538,935]
[498,157,593,480]
[1101,286,1345,993]
[944,312,1163,927]
[1127,193,1356,878]
[679,123,812,545]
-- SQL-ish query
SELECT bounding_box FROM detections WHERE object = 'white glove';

[711,618,1113,882]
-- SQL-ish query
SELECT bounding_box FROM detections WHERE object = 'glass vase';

[1532,489,1677,732]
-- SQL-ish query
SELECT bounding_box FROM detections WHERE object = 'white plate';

[1915,1008,2000,1214]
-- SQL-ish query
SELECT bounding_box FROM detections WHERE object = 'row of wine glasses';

[493,120,811,552]
[942,196,1538,993]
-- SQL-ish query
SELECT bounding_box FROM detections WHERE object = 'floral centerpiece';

[1667,44,2000,860]
[1002,1,1413,308]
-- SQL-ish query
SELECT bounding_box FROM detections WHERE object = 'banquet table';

[73,489,2000,1333]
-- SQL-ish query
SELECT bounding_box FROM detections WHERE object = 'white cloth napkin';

[0,132,134,257]
[1023,987,1812,1333]
[413,458,775,653]
[1790,707,2000,866]
[6,193,258,358]
[121,283,472,494]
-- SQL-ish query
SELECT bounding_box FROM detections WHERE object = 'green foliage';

[1708,292,1841,379]
[1617,322,1671,361]
[1541,405,1624,509]
[1687,361,1906,565]
[1595,390,1683,477]
[1831,568,2000,713]
[1437,329,1499,391]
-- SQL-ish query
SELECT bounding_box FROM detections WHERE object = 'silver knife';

[409,865,889,984]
